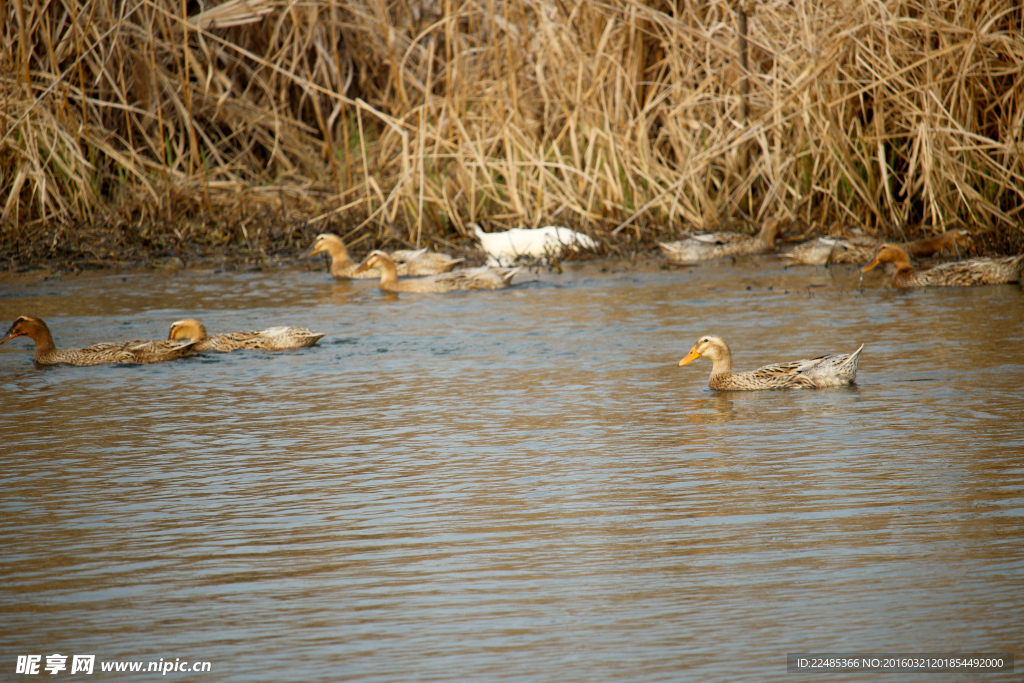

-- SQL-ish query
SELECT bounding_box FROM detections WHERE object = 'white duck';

[471,224,597,266]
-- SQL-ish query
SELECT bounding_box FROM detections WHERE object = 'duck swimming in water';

[861,243,1023,287]
[301,233,463,278]
[679,335,863,390]
[167,319,324,352]
[353,250,518,292]
[1,316,198,365]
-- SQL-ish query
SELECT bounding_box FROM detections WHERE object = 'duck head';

[1,316,55,351]
[861,243,911,273]
[168,319,208,342]
[679,335,731,366]
[352,250,393,275]
[300,233,348,260]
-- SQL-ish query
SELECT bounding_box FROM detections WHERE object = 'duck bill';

[299,244,321,259]
[678,348,701,366]
[352,261,371,275]
[860,256,881,273]
[0,328,23,346]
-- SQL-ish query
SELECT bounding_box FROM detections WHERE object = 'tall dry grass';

[2,0,1023,247]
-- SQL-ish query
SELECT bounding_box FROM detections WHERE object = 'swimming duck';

[659,218,782,263]
[301,233,463,278]
[167,319,324,352]
[861,243,1023,287]
[471,224,597,266]
[1,316,199,366]
[679,335,863,390]
[353,250,519,292]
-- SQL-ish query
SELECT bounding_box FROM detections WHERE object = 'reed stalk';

[2,0,1022,250]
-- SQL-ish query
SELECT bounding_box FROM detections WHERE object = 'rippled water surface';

[2,258,1022,681]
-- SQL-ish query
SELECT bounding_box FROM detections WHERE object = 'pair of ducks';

[302,234,517,292]
[790,229,1024,287]
[784,229,972,265]
[1,317,323,366]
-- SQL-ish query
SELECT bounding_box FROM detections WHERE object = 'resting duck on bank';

[904,229,972,258]
[301,233,463,278]
[785,229,972,265]
[471,224,598,267]
[782,235,878,265]
[679,335,863,390]
[353,250,519,292]
[659,218,782,263]
[168,319,324,352]
[1,316,198,366]
[861,243,1023,287]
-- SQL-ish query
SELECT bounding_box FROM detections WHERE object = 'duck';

[659,218,782,263]
[301,233,463,278]
[167,319,324,352]
[471,224,597,266]
[353,250,519,292]
[782,235,879,265]
[785,229,972,265]
[679,335,863,390]
[861,243,1023,287]
[1,316,199,366]
[903,229,972,258]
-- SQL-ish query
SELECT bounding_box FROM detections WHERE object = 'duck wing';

[743,345,863,388]
[918,256,1024,286]
[111,338,198,363]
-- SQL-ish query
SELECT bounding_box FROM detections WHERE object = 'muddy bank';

[0,210,487,275]
[2,211,1022,276]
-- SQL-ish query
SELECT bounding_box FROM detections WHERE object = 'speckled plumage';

[783,236,878,265]
[301,233,463,279]
[862,243,1023,287]
[1,316,198,366]
[168,319,324,352]
[787,230,972,265]
[679,335,863,391]
[354,250,518,292]
[659,218,782,263]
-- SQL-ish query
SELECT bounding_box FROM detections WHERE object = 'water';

[2,258,1022,681]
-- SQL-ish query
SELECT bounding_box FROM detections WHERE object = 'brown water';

[1,259,1022,681]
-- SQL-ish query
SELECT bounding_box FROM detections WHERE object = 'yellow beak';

[679,347,701,366]
[299,244,322,259]
[860,256,881,273]
[352,261,370,274]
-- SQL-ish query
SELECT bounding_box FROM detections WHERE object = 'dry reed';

[2,0,1023,252]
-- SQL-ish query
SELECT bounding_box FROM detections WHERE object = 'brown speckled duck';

[1,316,198,366]
[168,319,324,352]
[861,243,1023,287]
[782,236,879,265]
[679,335,863,390]
[353,250,518,292]
[659,218,782,263]
[301,233,463,279]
